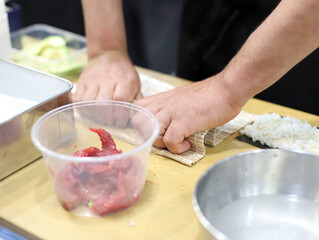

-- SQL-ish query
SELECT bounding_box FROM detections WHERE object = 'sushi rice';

[240,113,319,155]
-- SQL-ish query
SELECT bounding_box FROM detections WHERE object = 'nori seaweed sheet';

[236,135,272,149]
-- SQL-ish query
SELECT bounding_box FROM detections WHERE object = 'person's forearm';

[219,0,319,107]
[81,0,127,59]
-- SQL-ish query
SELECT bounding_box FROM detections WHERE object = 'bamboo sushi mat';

[139,72,256,166]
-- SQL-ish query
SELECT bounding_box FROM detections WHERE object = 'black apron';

[177,0,319,115]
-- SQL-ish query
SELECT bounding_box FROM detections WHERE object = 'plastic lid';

[0,0,5,16]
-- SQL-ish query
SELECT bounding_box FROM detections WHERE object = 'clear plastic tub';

[31,100,159,217]
[11,24,87,81]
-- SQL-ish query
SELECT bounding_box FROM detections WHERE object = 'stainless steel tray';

[0,60,72,180]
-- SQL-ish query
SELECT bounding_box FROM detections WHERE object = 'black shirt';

[177,0,319,115]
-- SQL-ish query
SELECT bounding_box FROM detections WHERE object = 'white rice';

[240,113,319,155]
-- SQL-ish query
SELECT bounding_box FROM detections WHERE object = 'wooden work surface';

[1,68,319,240]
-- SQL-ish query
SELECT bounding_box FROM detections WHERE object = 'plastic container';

[11,24,87,81]
[31,100,159,217]
[0,0,12,59]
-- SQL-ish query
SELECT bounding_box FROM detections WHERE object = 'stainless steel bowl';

[193,149,319,240]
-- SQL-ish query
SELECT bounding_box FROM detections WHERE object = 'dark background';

[6,0,318,115]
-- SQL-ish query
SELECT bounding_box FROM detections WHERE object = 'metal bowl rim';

[192,148,319,239]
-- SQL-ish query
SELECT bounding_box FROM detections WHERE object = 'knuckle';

[113,94,128,102]
[163,132,178,147]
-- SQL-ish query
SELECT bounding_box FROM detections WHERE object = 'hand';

[135,74,242,153]
[73,50,142,102]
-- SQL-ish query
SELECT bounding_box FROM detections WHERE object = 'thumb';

[134,95,154,107]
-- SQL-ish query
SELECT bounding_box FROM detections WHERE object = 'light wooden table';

[1,68,318,240]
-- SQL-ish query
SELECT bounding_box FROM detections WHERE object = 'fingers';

[135,97,192,153]
[74,80,138,102]
[74,82,101,102]
[161,121,191,154]
[73,84,85,102]
[81,85,99,101]
[152,110,191,154]
[135,95,154,107]
[73,51,141,103]
[113,82,138,102]
[75,82,137,102]
[152,110,169,148]
[153,126,166,149]
[96,84,115,100]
